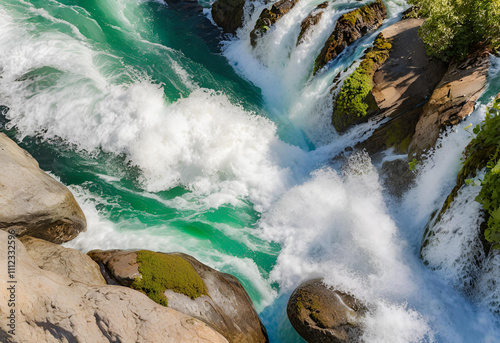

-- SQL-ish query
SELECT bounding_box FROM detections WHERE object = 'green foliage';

[408,0,500,61]
[332,33,392,129]
[335,70,372,119]
[465,98,500,249]
[131,251,208,307]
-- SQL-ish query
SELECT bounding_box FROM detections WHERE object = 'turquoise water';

[1,0,500,341]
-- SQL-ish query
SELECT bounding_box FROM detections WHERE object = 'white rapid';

[0,0,499,341]
[222,0,407,145]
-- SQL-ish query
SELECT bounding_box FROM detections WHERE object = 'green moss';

[342,8,360,26]
[131,251,208,307]
[341,0,380,26]
[332,33,392,132]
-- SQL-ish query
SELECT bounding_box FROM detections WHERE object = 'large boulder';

[19,235,106,286]
[287,279,366,343]
[0,133,86,243]
[345,18,447,146]
[212,0,247,34]
[89,249,268,343]
[313,0,386,74]
[408,48,491,158]
[250,0,300,47]
[0,230,228,343]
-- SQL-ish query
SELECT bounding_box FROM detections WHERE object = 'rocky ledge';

[352,18,447,153]
[0,231,228,343]
[0,133,86,243]
[408,48,491,158]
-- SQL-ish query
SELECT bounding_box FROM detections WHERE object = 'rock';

[313,0,387,74]
[89,249,268,343]
[354,106,422,155]
[19,235,106,286]
[0,133,86,243]
[380,158,415,198]
[296,2,328,46]
[339,18,447,143]
[88,249,141,286]
[408,48,491,158]
[0,231,228,343]
[212,0,246,34]
[370,19,448,119]
[250,0,300,47]
[287,279,365,343]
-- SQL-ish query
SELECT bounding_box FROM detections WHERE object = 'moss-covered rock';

[313,0,387,75]
[287,279,366,343]
[331,33,392,132]
[88,249,268,343]
[250,0,300,47]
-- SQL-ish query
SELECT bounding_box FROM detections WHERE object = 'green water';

[0,0,284,308]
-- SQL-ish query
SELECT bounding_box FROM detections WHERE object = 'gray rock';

[19,235,106,286]
[88,249,269,343]
[287,279,366,343]
[0,230,228,343]
[0,133,86,243]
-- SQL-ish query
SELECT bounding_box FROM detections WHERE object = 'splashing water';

[0,0,499,341]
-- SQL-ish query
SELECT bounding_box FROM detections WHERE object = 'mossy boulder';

[313,0,387,75]
[331,33,392,132]
[250,0,300,47]
[343,18,447,155]
[89,249,268,343]
[287,279,366,343]
[212,0,247,34]
[0,231,228,343]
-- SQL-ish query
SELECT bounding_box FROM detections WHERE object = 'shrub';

[409,0,500,61]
